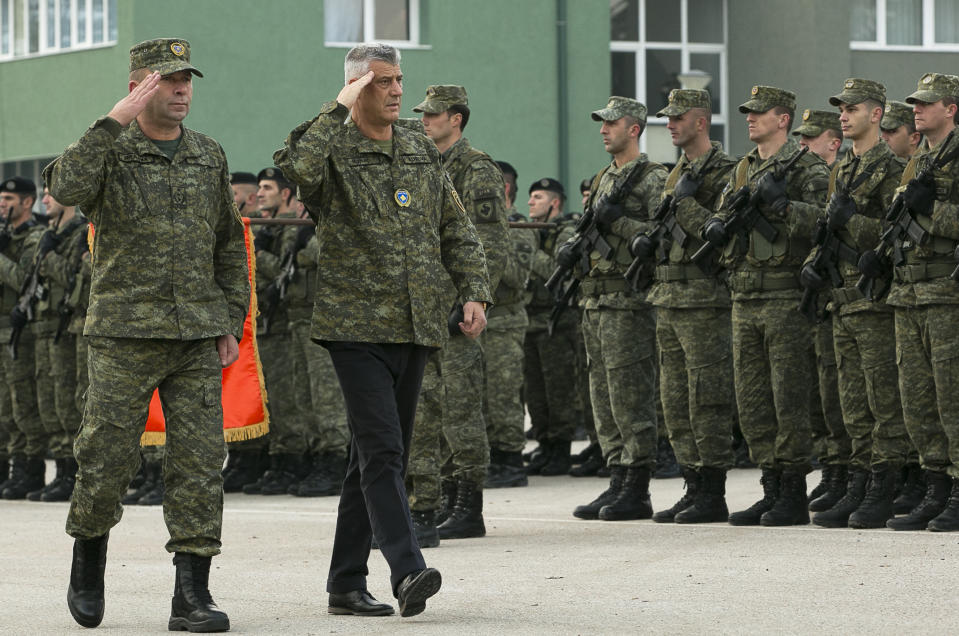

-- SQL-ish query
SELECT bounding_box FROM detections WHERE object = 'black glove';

[253,227,276,253]
[800,264,827,290]
[673,172,701,201]
[756,172,789,215]
[555,241,581,269]
[826,193,857,231]
[0,232,11,253]
[447,303,464,336]
[902,176,936,216]
[37,230,62,257]
[702,218,727,246]
[628,233,656,261]
[9,306,28,330]
[594,200,624,230]
[294,225,314,251]
[858,249,887,279]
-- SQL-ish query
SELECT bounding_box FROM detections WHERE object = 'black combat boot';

[485,450,528,488]
[41,457,78,502]
[893,463,925,515]
[411,509,440,548]
[599,467,653,521]
[570,441,597,464]
[812,469,868,528]
[123,461,159,505]
[168,553,230,632]
[436,480,457,525]
[652,467,699,523]
[573,466,626,519]
[728,468,781,526]
[222,450,262,493]
[248,453,301,495]
[927,478,959,532]
[888,470,951,531]
[137,467,165,506]
[653,438,681,479]
[760,470,809,526]
[848,468,897,529]
[809,464,848,512]
[293,453,345,497]
[0,454,10,489]
[67,533,108,628]
[437,481,486,539]
[525,440,553,475]
[675,467,729,524]
[2,455,45,499]
[540,440,572,476]
[807,464,833,503]
[28,458,63,501]
[569,442,603,477]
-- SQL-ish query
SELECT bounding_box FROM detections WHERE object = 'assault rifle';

[857,130,959,301]
[54,226,91,344]
[258,224,313,335]
[691,146,809,268]
[9,217,61,359]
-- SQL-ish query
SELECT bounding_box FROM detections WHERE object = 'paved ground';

[4,459,959,635]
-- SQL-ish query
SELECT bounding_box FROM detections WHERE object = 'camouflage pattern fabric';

[258,332,306,455]
[809,320,849,467]
[67,337,225,556]
[291,322,349,457]
[273,101,492,348]
[407,352,443,511]
[0,381,10,458]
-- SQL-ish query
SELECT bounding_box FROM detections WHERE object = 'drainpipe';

[556,0,569,189]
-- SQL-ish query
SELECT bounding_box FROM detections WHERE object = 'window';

[851,0,959,49]
[324,0,421,47]
[610,0,728,162]
[0,0,116,60]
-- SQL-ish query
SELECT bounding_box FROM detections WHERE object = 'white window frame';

[851,0,959,51]
[324,0,429,50]
[0,0,116,62]
[610,0,729,154]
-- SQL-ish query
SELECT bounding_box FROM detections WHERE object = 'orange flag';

[139,219,269,445]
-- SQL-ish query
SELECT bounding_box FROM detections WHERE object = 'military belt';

[654,263,711,283]
[580,277,629,296]
[893,262,956,283]
[727,270,799,293]
[831,286,865,305]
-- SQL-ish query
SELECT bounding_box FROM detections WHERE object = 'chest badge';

[395,189,411,207]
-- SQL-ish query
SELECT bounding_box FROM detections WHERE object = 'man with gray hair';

[274,43,491,617]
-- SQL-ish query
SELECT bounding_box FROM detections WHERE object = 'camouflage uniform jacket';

[646,141,736,309]
[580,154,668,310]
[44,117,250,341]
[35,214,91,335]
[442,137,509,295]
[287,229,320,324]
[0,220,42,337]
[488,212,536,329]
[887,132,959,307]
[254,209,299,335]
[716,137,829,301]
[273,101,491,348]
[811,140,903,315]
[527,214,577,330]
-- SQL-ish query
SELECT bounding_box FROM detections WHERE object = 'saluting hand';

[336,70,374,110]
[459,301,487,339]
[107,71,161,127]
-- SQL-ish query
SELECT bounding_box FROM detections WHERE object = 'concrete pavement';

[3,462,959,634]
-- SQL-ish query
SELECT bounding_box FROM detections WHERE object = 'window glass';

[60,0,71,47]
[645,48,681,115]
[324,0,363,42]
[77,0,85,43]
[107,0,114,41]
[689,52,721,114]
[935,0,959,43]
[46,0,54,48]
[645,0,680,42]
[610,0,639,42]
[611,51,636,98]
[374,0,409,41]
[2,0,10,55]
[28,0,38,53]
[687,0,723,43]
[886,0,921,45]
[850,0,876,41]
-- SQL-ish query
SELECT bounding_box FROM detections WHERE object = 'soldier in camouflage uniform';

[523,179,583,478]
[482,162,537,489]
[881,100,923,160]
[565,97,667,522]
[794,109,843,167]
[880,74,959,532]
[799,79,909,529]
[409,85,509,542]
[0,177,46,500]
[242,167,309,495]
[701,86,829,527]
[633,89,737,524]
[45,39,248,631]
[275,44,489,617]
[24,189,88,502]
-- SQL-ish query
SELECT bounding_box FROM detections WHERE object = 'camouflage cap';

[529,177,566,199]
[591,96,647,126]
[905,72,959,104]
[656,89,711,117]
[829,78,886,107]
[0,176,36,195]
[881,100,914,131]
[792,109,842,137]
[412,85,468,114]
[738,85,796,114]
[129,38,203,77]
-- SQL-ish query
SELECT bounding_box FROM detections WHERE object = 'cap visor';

[412,101,444,114]
[905,90,942,104]
[150,61,203,78]
[591,108,617,121]
[738,99,770,114]
[655,105,685,118]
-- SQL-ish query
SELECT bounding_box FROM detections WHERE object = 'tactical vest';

[901,151,959,262]
[661,153,727,266]
[528,218,575,308]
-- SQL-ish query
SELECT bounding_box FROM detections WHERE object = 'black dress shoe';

[328,590,394,616]
[396,568,441,618]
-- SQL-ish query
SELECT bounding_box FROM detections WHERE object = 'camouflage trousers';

[407,352,443,511]
[524,311,580,443]
[480,305,528,454]
[291,322,349,457]
[656,306,734,469]
[75,333,88,414]
[810,320,850,466]
[833,310,908,470]
[894,305,959,477]
[0,328,45,457]
[574,318,595,442]
[582,306,657,468]
[0,381,10,459]
[67,337,226,556]
[35,331,81,459]
[732,299,813,471]
[259,331,307,456]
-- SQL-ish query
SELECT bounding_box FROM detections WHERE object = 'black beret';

[230,171,257,185]
[0,176,36,196]
[257,167,287,183]
[529,177,565,198]
[496,161,517,179]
